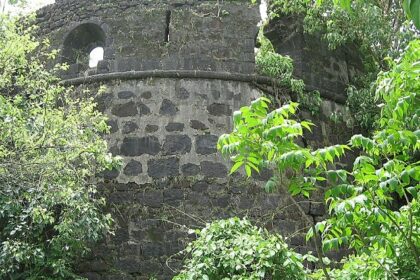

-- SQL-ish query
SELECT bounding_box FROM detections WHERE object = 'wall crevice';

[165,10,171,43]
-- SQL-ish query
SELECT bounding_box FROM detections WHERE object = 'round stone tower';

[34,1,326,279]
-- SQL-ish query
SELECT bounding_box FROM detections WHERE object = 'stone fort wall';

[34,1,356,279]
[35,0,259,77]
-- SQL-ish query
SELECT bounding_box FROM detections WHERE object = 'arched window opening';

[89,47,104,68]
[62,23,106,71]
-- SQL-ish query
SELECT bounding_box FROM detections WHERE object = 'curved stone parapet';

[35,0,260,79]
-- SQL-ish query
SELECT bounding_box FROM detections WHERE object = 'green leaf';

[264,178,277,193]
[230,161,243,174]
[245,165,252,177]
[403,0,412,18]
[301,121,313,132]
[233,111,242,126]
[408,166,420,181]
[405,0,420,29]
[315,221,326,233]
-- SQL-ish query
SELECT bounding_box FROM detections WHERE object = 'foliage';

[297,90,322,116]
[173,217,307,280]
[311,250,393,280]
[345,84,379,130]
[255,30,297,88]
[217,96,348,197]
[0,16,119,279]
[255,30,321,115]
[315,0,420,28]
[310,39,420,277]
[403,0,420,29]
[267,0,419,130]
[218,39,420,278]
[269,0,418,68]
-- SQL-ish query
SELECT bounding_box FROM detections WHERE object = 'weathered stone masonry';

[35,1,356,279]
[36,0,259,77]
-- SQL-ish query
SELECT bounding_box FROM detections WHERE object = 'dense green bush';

[269,0,417,67]
[266,0,419,130]
[174,217,308,280]
[218,38,420,279]
[0,16,119,279]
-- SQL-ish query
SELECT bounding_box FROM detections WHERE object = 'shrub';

[174,217,307,280]
[0,16,119,279]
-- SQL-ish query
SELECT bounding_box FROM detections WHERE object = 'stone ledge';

[61,70,346,104]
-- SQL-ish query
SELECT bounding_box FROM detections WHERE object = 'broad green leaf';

[230,161,244,174]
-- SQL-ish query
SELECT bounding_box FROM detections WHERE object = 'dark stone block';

[145,124,159,133]
[118,242,141,257]
[120,136,160,156]
[137,102,151,116]
[118,91,134,99]
[87,260,109,273]
[211,89,220,99]
[104,273,134,280]
[146,226,165,242]
[196,134,218,155]
[95,92,113,113]
[163,189,184,204]
[131,230,147,242]
[100,167,119,181]
[148,157,179,178]
[109,145,119,156]
[113,226,129,244]
[200,161,227,178]
[80,272,101,280]
[310,202,326,216]
[122,121,138,134]
[136,260,162,275]
[163,135,192,155]
[164,241,184,256]
[139,190,163,208]
[177,87,190,99]
[224,90,235,100]
[107,119,118,133]
[296,201,310,214]
[238,197,254,209]
[159,99,178,116]
[142,59,160,70]
[142,243,165,257]
[187,191,210,205]
[192,181,208,191]
[181,163,200,176]
[141,91,152,99]
[123,160,143,176]
[190,120,208,130]
[290,235,306,246]
[260,195,280,211]
[165,122,184,132]
[212,195,230,208]
[277,220,297,235]
[114,259,141,274]
[108,191,132,204]
[165,230,185,241]
[96,59,110,73]
[207,103,232,116]
[111,101,138,117]
[252,168,274,181]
